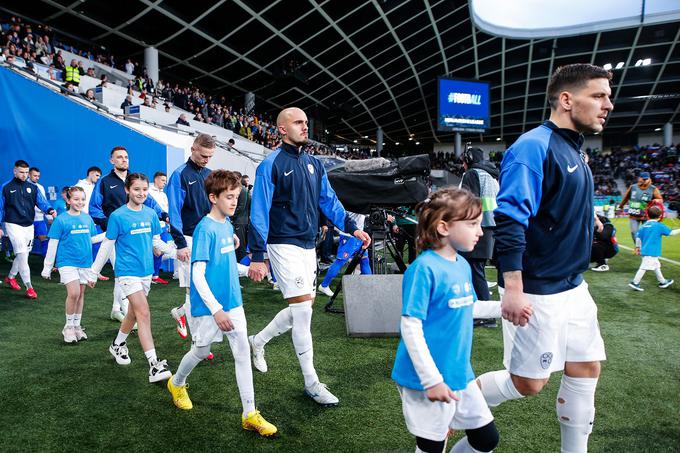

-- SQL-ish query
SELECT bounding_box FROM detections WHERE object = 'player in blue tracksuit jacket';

[0,160,56,299]
[89,156,168,230]
[247,107,371,407]
[165,134,216,341]
[88,146,168,321]
[476,64,614,453]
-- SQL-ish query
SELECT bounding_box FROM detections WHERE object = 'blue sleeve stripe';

[35,185,53,213]
[167,166,186,246]
[248,152,277,259]
[89,180,105,219]
[319,168,353,232]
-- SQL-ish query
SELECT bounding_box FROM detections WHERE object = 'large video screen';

[437,78,490,132]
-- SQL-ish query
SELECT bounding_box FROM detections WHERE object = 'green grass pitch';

[0,217,678,451]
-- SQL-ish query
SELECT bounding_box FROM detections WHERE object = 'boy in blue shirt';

[166,170,277,437]
[629,205,679,291]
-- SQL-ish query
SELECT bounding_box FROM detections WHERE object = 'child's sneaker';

[149,359,172,383]
[628,281,644,291]
[170,306,188,339]
[242,410,277,437]
[167,377,193,410]
[62,326,77,344]
[590,264,609,272]
[304,382,339,406]
[110,341,131,365]
[658,279,674,289]
[248,335,267,373]
[74,326,88,341]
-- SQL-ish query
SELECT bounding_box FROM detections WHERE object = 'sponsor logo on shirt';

[131,227,152,235]
[70,228,90,235]
[448,295,474,309]
[220,245,235,254]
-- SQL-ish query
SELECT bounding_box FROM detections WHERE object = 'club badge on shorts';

[307,164,314,174]
[540,352,553,369]
[295,276,304,288]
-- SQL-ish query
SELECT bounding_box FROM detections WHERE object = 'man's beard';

[115,165,128,172]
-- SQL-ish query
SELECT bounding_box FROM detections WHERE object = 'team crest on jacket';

[540,352,553,369]
[26,187,32,193]
[307,164,314,174]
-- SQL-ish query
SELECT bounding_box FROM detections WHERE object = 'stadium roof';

[5,0,680,145]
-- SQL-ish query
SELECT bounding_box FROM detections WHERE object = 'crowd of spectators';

[589,144,679,202]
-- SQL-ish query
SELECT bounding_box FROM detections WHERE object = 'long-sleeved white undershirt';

[401,316,443,389]
[191,261,222,315]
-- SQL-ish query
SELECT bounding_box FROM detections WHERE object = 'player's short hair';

[29,167,40,173]
[648,205,662,219]
[153,171,166,179]
[87,166,101,175]
[14,160,29,168]
[204,170,240,198]
[415,187,482,253]
[65,185,85,200]
[547,64,612,109]
[125,172,149,189]
[110,146,127,156]
[193,133,215,149]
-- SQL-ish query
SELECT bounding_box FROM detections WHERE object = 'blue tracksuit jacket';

[494,121,594,295]
[248,142,358,262]
[0,178,55,227]
[166,158,212,249]
[89,170,166,230]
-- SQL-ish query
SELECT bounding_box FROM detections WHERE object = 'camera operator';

[459,147,500,327]
[392,207,417,264]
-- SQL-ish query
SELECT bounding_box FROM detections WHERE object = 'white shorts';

[176,235,193,288]
[639,256,661,271]
[118,275,152,297]
[267,244,317,299]
[5,223,34,254]
[189,305,247,348]
[501,281,606,379]
[398,379,494,442]
[59,266,89,285]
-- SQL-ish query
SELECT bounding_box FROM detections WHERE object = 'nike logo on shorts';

[284,170,293,176]
[188,180,197,185]
[110,185,118,189]
[567,165,578,173]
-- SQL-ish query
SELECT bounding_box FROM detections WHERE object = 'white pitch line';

[618,244,680,267]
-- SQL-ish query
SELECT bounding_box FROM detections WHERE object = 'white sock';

[450,436,485,453]
[173,345,209,386]
[65,313,75,327]
[16,252,31,287]
[228,330,256,415]
[633,269,646,284]
[557,375,598,453]
[144,348,158,365]
[73,314,82,327]
[253,306,293,348]
[476,370,524,407]
[654,268,665,282]
[114,330,129,345]
[112,278,122,312]
[290,301,319,388]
